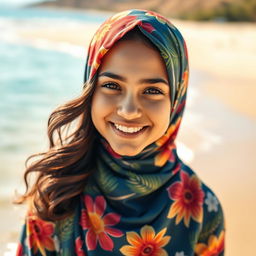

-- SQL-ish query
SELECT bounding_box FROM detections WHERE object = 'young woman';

[16,9,225,256]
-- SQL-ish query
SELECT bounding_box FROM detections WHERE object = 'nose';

[117,93,142,120]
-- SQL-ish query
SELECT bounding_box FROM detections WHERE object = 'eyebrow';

[98,71,169,86]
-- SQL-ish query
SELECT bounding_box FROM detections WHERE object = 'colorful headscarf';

[17,9,225,256]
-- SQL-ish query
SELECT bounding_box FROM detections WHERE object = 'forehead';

[98,40,167,77]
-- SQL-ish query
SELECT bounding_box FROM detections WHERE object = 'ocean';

[0,4,109,199]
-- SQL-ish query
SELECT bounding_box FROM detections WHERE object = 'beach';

[1,7,256,255]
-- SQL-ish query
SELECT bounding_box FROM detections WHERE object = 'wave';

[0,17,87,58]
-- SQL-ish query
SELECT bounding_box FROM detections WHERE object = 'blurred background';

[0,0,255,255]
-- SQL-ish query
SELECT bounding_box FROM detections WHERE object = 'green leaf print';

[161,49,178,70]
[56,214,74,242]
[122,160,141,170]
[127,172,163,194]
[189,231,198,249]
[199,211,223,241]
[98,165,119,193]
[62,248,72,256]
[85,180,99,194]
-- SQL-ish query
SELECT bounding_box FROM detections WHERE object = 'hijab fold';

[17,9,225,256]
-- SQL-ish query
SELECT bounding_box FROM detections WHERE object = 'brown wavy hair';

[15,27,160,221]
[15,77,98,221]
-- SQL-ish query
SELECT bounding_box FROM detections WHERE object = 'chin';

[111,144,144,157]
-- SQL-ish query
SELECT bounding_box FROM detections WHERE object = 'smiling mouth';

[114,123,144,133]
[110,122,148,137]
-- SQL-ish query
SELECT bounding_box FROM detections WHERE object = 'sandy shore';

[2,9,256,255]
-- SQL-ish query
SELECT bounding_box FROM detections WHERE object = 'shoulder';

[200,182,225,239]
[181,165,225,228]
[180,165,225,254]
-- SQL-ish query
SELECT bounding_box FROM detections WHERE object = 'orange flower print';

[154,143,176,167]
[90,22,112,47]
[195,231,225,256]
[110,10,133,23]
[154,117,181,166]
[26,214,55,256]
[120,225,171,256]
[167,171,204,227]
[180,70,189,98]
[90,10,132,47]
[88,45,108,79]
[87,14,138,80]
[80,195,123,251]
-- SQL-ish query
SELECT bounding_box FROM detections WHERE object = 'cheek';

[144,100,171,126]
[91,92,115,125]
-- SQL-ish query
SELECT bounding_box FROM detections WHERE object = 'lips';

[114,123,144,133]
[110,122,148,138]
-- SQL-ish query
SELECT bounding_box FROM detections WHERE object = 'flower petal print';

[16,243,23,256]
[26,213,55,256]
[87,13,156,80]
[180,70,189,98]
[75,236,86,256]
[89,10,132,47]
[154,117,181,167]
[87,14,137,79]
[205,192,219,213]
[80,195,123,251]
[167,171,204,227]
[195,230,225,256]
[88,46,108,79]
[120,225,171,256]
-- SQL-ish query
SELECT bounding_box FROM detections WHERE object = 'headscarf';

[17,9,225,256]
[83,8,189,215]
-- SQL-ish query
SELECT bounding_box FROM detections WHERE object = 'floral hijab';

[17,9,225,256]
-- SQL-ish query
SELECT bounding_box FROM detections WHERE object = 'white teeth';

[114,123,144,133]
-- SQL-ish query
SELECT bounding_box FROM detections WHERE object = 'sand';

[2,9,256,255]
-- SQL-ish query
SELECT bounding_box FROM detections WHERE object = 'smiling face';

[91,38,171,156]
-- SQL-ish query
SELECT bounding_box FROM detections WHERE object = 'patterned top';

[16,9,225,256]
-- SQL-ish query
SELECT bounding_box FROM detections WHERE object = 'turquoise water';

[0,6,108,197]
[0,4,108,21]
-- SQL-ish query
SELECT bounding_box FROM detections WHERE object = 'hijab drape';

[17,9,225,256]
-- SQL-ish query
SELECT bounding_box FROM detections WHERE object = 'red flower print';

[139,22,156,33]
[167,171,204,227]
[26,213,55,255]
[120,225,171,256]
[75,237,86,256]
[80,195,123,251]
[87,14,138,80]
[88,46,108,80]
[16,243,23,256]
[195,230,225,256]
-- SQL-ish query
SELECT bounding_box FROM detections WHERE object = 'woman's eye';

[144,87,164,95]
[101,82,120,90]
